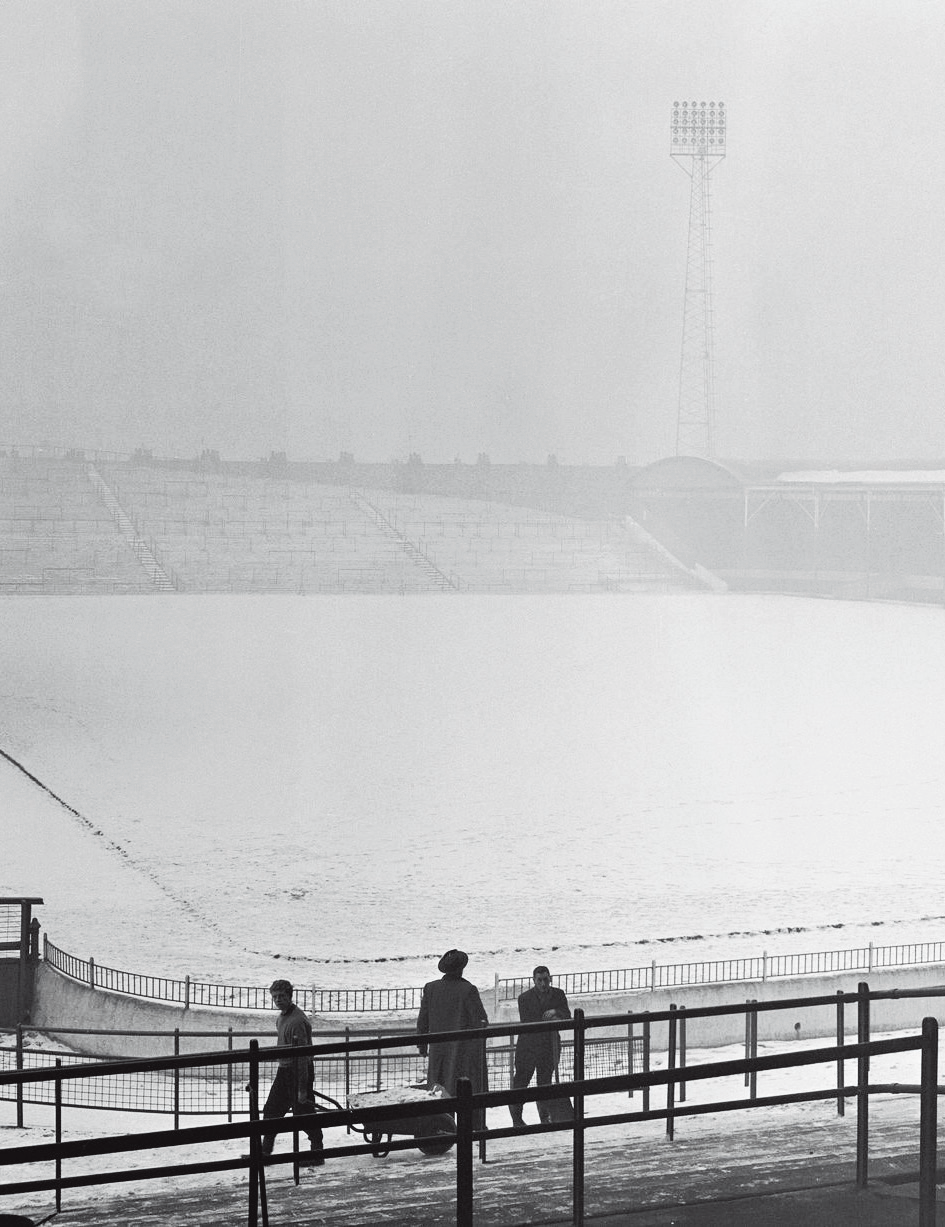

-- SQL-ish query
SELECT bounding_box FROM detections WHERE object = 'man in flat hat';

[417,949,489,1125]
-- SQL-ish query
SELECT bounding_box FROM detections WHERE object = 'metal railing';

[0,1023,641,1121]
[498,939,945,1000]
[0,985,939,1226]
[43,934,945,1016]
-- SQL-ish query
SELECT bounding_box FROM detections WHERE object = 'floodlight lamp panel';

[670,99,726,156]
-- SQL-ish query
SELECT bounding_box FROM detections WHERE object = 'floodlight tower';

[670,100,726,458]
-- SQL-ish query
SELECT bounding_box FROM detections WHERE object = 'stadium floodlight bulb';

[670,99,726,157]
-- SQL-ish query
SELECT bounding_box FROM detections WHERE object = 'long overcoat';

[416,974,489,1097]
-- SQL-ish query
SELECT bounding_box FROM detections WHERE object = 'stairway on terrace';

[363,490,700,593]
[95,466,445,593]
[0,456,154,593]
[91,467,703,594]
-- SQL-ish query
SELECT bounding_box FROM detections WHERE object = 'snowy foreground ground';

[0,1029,935,1219]
[3,593,945,991]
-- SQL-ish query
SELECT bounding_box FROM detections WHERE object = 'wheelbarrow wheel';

[416,1133,455,1156]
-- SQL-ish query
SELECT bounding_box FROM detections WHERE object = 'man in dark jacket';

[510,965,571,1126]
[417,949,489,1127]
[261,979,324,1163]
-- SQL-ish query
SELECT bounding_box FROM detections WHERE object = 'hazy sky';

[2,1,945,465]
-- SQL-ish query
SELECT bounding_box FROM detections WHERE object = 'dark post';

[572,1007,585,1227]
[642,1013,651,1114]
[55,1057,62,1213]
[173,1028,180,1131]
[626,1011,634,1100]
[666,1004,677,1141]
[743,1001,751,1087]
[479,1035,488,1164]
[246,1039,268,1227]
[749,1003,758,1102]
[856,981,870,1187]
[919,1017,938,1226]
[836,992,845,1117]
[679,1007,687,1103]
[227,1028,234,1123]
[344,1026,351,1134]
[456,1077,474,1227]
[15,1024,23,1127]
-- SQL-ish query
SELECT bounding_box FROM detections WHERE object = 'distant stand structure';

[670,100,726,458]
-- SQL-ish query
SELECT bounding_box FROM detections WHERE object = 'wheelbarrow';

[345,1083,456,1158]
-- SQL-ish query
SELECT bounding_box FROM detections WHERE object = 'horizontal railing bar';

[0,1034,926,1190]
[0,1000,925,1090]
[42,934,945,1014]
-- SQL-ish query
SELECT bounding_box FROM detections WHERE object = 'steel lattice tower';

[670,100,726,458]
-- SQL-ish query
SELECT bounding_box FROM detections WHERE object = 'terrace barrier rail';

[0,984,940,1226]
[43,933,945,1015]
[0,1025,642,1122]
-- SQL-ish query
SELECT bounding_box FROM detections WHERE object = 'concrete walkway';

[6,1094,943,1226]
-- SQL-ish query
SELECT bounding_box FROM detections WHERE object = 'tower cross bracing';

[670,100,726,459]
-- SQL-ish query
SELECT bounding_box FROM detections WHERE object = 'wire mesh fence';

[0,1032,643,1119]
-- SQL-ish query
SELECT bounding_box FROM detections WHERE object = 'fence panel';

[0,1034,642,1116]
[42,935,945,1016]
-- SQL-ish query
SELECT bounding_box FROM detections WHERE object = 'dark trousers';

[262,1064,323,1153]
[511,1046,556,1124]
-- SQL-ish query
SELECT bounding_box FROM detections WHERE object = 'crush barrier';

[0,1026,641,1119]
[0,988,940,1226]
[44,934,945,1014]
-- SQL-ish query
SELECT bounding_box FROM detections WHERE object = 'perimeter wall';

[28,962,945,1058]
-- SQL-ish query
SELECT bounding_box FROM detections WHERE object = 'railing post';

[744,1001,751,1087]
[642,1012,651,1114]
[456,1077,474,1227]
[651,959,657,992]
[856,981,870,1187]
[227,1028,234,1124]
[173,1028,181,1131]
[666,1004,677,1140]
[15,1024,23,1128]
[184,974,191,1010]
[749,1002,758,1102]
[762,950,768,983]
[919,1016,938,1227]
[678,1007,687,1103]
[626,1012,634,1100]
[88,956,95,991]
[344,1026,351,1133]
[55,1057,62,1213]
[836,992,845,1116]
[868,942,874,974]
[246,1039,268,1227]
[572,1007,585,1226]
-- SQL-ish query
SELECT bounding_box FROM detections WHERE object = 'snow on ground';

[2,593,945,992]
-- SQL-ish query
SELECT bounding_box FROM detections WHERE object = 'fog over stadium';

[2,1,945,466]
[2,0,945,997]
